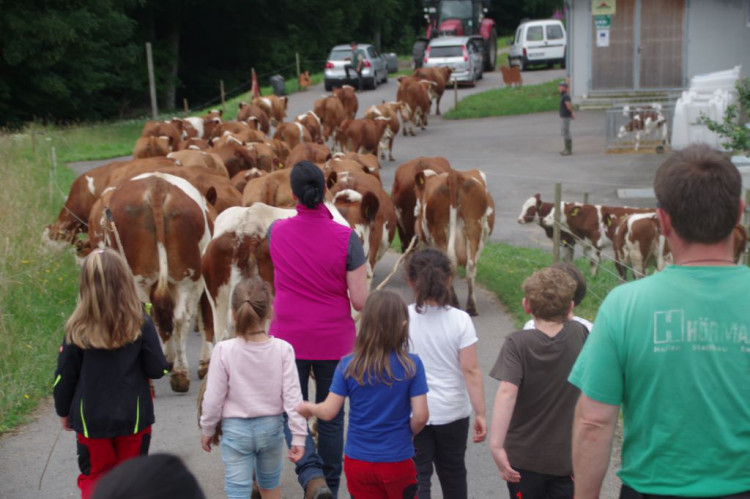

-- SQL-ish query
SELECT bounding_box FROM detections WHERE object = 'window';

[547,24,564,40]
[515,27,522,43]
[746,0,750,27]
[329,49,353,61]
[368,47,378,58]
[429,46,463,58]
[526,26,544,42]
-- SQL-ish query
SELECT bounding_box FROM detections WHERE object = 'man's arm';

[572,394,620,499]
[566,100,575,119]
[489,381,521,483]
[346,264,368,311]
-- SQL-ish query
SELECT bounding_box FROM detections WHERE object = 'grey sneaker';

[305,477,333,499]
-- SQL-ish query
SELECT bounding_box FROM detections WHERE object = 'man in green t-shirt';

[344,41,365,91]
[569,144,750,499]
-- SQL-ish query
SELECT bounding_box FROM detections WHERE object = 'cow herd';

[43,79,496,394]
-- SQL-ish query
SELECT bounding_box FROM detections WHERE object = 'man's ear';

[656,208,671,237]
[566,300,575,318]
[737,199,746,225]
[522,297,531,315]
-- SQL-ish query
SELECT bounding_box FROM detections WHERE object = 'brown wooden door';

[591,0,636,90]
[639,0,685,88]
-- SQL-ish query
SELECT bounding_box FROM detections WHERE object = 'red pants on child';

[344,455,418,499]
[75,426,151,499]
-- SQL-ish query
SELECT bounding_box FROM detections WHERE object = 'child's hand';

[496,448,521,483]
[201,435,213,453]
[473,413,487,442]
[288,445,304,463]
[60,416,72,431]
[295,401,314,419]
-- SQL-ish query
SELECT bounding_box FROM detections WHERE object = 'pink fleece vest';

[268,204,355,360]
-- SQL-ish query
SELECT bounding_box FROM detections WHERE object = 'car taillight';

[424,47,431,64]
[462,46,468,62]
[325,61,334,69]
[363,60,372,68]
[523,48,527,57]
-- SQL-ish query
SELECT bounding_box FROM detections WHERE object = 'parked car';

[423,36,484,86]
[324,43,388,91]
[508,19,567,71]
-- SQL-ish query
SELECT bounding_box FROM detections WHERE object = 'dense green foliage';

[0,0,560,126]
[699,78,750,154]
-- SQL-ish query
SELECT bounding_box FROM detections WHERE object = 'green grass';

[444,80,559,120]
[0,132,80,433]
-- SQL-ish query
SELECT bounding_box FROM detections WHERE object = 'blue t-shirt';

[330,352,428,462]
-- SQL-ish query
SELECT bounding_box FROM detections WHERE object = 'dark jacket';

[53,315,169,438]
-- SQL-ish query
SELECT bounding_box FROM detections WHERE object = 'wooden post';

[30,123,36,155]
[583,192,589,204]
[145,42,158,119]
[296,52,301,92]
[453,79,458,109]
[553,182,562,263]
[220,80,226,112]
[49,146,58,202]
[183,98,189,113]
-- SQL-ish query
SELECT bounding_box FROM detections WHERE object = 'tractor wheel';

[484,29,497,71]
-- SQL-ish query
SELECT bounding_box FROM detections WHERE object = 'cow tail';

[149,178,175,338]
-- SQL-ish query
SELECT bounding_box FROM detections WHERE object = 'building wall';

[569,0,750,100]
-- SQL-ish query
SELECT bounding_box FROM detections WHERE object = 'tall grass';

[0,132,80,433]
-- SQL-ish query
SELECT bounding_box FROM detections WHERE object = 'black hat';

[91,454,206,499]
[558,80,568,87]
[291,161,325,209]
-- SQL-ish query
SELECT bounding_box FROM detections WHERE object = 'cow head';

[518,193,542,224]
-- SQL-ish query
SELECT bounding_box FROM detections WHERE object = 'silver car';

[324,43,388,91]
[423,36,484,86]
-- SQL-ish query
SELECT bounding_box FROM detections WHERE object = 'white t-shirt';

[408,304,478,425]
[523,315,594,333]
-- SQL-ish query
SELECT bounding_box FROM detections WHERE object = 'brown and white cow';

[391,157,452,251]
[87,172,214,392]
[285,143,332,169]
[273,121,313,150]
[230,169,267,193]
[327,154,381,184]
[295,111,324,144]
[413,67,452,115]
[396,76,433,136]
[613,213,667,281]
[332,85,358,120]
[298,70,312,90]
[141,120,181,151]
[336,118,390,155]
[517,194,576,260]
[167,149,229,177]
[245,142,284,173]
[176,138,211,151]
[313,96,347,146]
[414,168,495,316]
[133,136,171,159]
[252,95,288,127]
[237,102,271,135]
[364,102,402,161]
[499,65,522,88]
[210,141,259,178]
[242,168,296,208]
[327,169,396,284]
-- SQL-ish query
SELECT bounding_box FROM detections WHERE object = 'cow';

[43,158,175,251]
[166,149,229,177]
[499,65,522,88]
[327,169,396,285]
[336,118,391,155]
[327,154,381,184]
[364,102,402,161]
[201,110,224,140]
[273,121,313,150]
[298,70,312,91]
[516,194,576,260]
[245,142,284,173]
[332,85,358,120]
[618,105,668,151]
[210,141,259,178]
[391,157,452,252]
[252,95,287,127]
[295,111,324,144]
[397,76,433,136]
[176,138,210,151]
[613,213,667,281]
[207,121,253,141]
[133,136,171,159]
[242,168,296,208]
[414,168,495,316]
[140,120,181,151]
[237,102,270,135]
[313,96,347,146]
[285,143,332,169]
[230,169,267,193]
[86,172,214,392]
[413,67,452,115]
[267,138,291,163]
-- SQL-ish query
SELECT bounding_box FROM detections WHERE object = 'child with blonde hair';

[53,249,169,499]
[200,277,306,499]
[296,290,429,499]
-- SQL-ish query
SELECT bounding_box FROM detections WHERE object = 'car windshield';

[439,0,472,22]
[329,49,356,61]
[430,45,463,58]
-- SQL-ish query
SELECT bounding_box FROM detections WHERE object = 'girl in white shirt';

[406,248,487,499]
[200,277,306,499]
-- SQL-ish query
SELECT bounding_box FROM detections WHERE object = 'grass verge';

[0,134,80,433]
[444,80,559,120]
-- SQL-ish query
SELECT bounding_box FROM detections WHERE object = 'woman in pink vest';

[268,161,368,499]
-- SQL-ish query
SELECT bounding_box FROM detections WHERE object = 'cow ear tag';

[606,217,612,227]
[571,207,580,217]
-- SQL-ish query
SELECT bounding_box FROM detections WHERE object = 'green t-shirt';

[569,265,750,497]
[351,48,365,67]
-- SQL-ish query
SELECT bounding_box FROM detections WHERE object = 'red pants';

[344,456,418,499]
[75,426,151,499]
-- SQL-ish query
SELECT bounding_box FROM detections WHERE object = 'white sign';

[596,28,610,47]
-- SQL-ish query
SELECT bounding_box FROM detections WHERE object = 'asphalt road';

[3,67,640,498]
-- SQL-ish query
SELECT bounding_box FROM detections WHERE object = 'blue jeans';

[283,359,344,498]
[220,416,285,497]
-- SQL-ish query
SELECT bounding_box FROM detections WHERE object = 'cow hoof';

[170,372,190,393]
[197,361,209,380]
[466,304,479,317]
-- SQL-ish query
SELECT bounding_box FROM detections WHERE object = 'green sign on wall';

[594,15,611,28]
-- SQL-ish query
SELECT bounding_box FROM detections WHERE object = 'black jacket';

[53,316,169,438]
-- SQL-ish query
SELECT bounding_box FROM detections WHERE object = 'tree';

[699,78,750,155]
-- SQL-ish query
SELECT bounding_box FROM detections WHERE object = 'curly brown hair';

[522,267,576,322]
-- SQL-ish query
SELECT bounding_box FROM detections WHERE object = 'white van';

[508,19,566,71]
